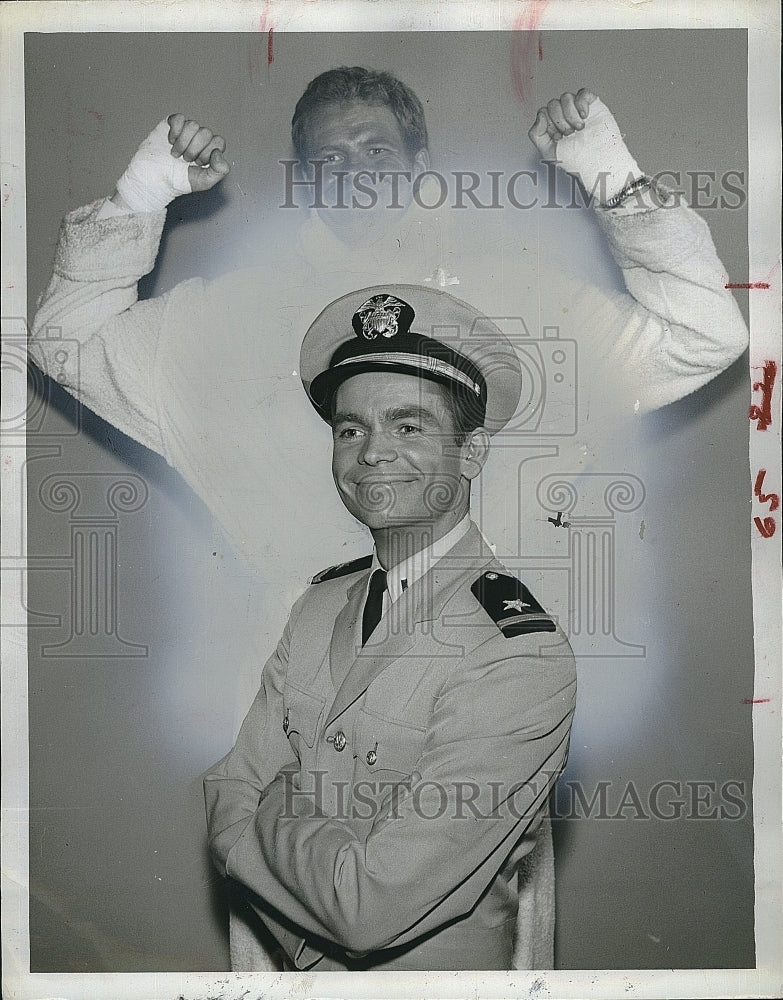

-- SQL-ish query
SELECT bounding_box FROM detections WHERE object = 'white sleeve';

[29,198,204,455]
[583,198,749,412]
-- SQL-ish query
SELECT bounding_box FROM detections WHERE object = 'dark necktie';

[361,569,387,645]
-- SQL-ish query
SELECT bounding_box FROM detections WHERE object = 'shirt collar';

[369,515,473,606]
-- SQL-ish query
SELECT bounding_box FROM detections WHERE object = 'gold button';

[282,710,290,733]
[366,749,377,766]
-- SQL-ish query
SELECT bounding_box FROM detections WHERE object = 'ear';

[460,428,490,480]
[412,147,430,177]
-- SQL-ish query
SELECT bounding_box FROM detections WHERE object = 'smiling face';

[331,372,488,541]
[298,100,429,242]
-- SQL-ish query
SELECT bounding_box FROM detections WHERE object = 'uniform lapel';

[328,572,370,691]
[325,524,495,727]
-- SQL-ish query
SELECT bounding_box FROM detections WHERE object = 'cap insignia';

[352,294,414,341]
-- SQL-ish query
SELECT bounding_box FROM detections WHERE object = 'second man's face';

[298,100,429,242]
[330,372,476,536]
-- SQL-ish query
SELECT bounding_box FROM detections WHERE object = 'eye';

[335,426,363,440]
[397,423,421,436]
[368,146,392,156]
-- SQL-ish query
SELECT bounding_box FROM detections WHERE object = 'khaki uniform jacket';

[204,525,577,971]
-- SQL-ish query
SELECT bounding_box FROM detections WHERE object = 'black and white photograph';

[1,2,781,998]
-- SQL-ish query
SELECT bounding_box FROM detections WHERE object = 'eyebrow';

[332,406,440,427]
[314,130,402,152]
[383,405,439,424]
[332,410,366,427]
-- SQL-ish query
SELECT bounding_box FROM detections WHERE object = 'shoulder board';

[310,554,373,585]
[471,571,557,638]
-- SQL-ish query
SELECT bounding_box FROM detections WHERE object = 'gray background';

[24,30,754,971]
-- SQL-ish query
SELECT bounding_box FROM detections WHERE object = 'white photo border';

[2,2,780,998]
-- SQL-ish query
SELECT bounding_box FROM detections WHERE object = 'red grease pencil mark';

[725,282,770,289]
[249,4,273,83]
[742,698,771,705]
[754,469,779,512]
[510,0,549,104]
[749,360,777,431]
[754,515,776,538]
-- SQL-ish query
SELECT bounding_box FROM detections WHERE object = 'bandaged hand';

[113,115,229,213]
[528,90,641,203]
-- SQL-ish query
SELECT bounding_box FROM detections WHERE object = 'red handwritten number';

[753,470,779,537]
[749,360,777,431]
[754,470,780,512]
[754,516,776,538]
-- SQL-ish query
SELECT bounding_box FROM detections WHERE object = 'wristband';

[603,175,652,209]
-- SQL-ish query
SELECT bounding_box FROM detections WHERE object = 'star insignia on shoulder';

[470,570,557,638]
[502,598,528,613]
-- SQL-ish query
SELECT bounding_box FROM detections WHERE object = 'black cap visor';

[309,332,488,424]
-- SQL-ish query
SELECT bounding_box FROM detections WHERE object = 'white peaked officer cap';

[299,284,523,434]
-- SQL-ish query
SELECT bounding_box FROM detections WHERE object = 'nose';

[345,151,364,175]
[359,429,397,466]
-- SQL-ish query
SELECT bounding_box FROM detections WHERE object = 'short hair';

[440,384,485,447]
[292,67,429,164]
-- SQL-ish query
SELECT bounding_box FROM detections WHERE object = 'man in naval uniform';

[204,284,577,971]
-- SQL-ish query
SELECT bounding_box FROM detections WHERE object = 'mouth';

[349,477,418,489]
[341,477,418,512]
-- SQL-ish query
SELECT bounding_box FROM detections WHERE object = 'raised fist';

[166,113,230,194]
[113,116,230,213]
[529,90,641,203]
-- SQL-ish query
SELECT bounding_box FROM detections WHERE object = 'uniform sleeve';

[204,593,306,862]
[584,198,748,412]
[204,591,318,968]
[28,199,206,455]
[207,631,576,963]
